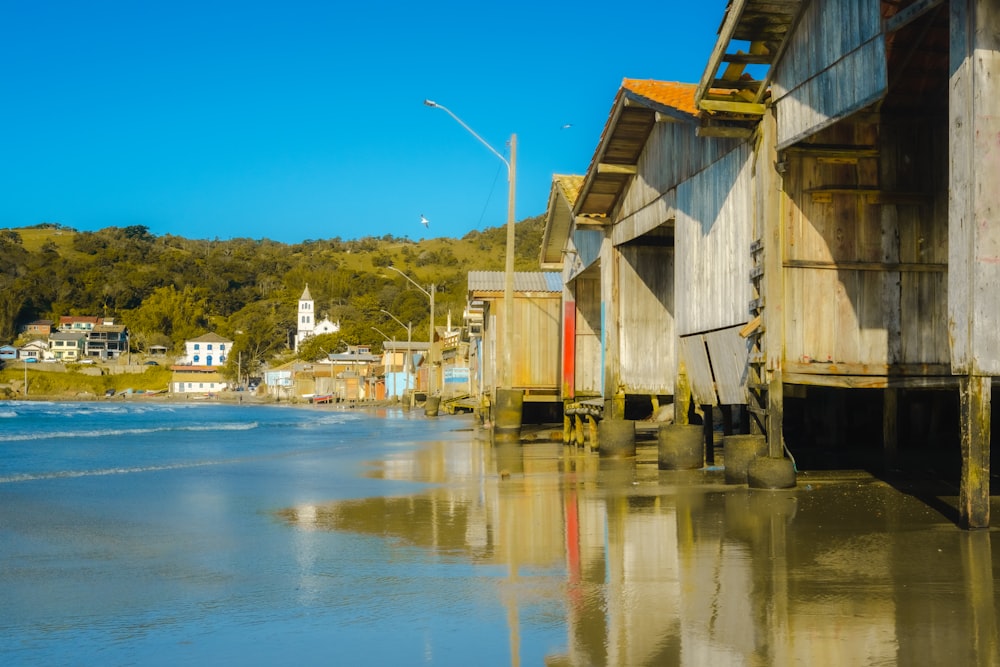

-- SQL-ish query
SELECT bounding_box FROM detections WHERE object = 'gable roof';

[574,80,700,218]
[49,331,86,341]
[540,174,588,268]
[186,332,233,344]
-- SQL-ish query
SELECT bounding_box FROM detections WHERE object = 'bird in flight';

[420,214,430,227]
[561,123,573,130]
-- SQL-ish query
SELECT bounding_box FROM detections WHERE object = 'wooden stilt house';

[466,270,563,420]
[689,0,997,527]
[541,80,749,426]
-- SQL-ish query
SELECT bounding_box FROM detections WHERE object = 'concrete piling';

[657,424,704,470]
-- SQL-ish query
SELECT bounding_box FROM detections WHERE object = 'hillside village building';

[181,332,231,367]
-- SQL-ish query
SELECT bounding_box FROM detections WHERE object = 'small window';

[219,344,226,351]
[193,355,200,363]
[194,343,200,351]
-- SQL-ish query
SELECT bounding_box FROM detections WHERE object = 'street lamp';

[381,309,413,398]
[386,265,436,392]
[424,99,516,390]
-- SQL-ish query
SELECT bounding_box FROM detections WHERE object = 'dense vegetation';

[0,217,545,377]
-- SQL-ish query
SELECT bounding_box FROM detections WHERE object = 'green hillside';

[0,217,547,377]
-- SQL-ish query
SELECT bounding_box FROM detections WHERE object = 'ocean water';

[2,400,999,666]
[0,401,548,666]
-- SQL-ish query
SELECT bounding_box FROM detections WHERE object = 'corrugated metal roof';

[468,271,562,293]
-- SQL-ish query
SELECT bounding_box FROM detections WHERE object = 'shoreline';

[5,390,405,410]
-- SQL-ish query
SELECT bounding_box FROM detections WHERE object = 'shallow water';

[1,401,998,666]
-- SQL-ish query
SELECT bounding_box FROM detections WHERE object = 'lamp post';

[424,99,516,391]
[386,265,436,392]
[381,310,413,399]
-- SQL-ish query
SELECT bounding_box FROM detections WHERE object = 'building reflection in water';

[277,436,1000,667]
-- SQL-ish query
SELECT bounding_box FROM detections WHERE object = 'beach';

[1,400,998,666]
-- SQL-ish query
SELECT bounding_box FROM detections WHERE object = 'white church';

[294,285,340,351]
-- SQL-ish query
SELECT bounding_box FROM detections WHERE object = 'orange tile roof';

[553,174,584,208]
[621,79,700,117]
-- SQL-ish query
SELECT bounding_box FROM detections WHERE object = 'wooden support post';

[563,412,572,445]
[574,415,585,447]
[586,415,598,449]
[703,404,715,466]
[959,375,990,530]
[949,0,1000,529]
[883,388,899,472]
[767,371,784,458]
[676,363,691,426]
[601,233,623,420]
[760,107,785,458]
[721,404,734,436]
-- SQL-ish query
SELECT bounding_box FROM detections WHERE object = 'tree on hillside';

[295,333,342,362]
[221,299,295,382]
[122,285,209,351]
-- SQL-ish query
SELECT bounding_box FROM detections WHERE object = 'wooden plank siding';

[678,334,716,406]
[574,272,603,396]
[705,325,750,405]
[675,142,754,336]
[617,245,675,395]
[489,295,561,396]
[779,115,949,372]
[614,121,741,244]
[772,0,887,149]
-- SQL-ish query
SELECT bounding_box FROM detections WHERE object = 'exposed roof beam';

[696,0,750,104]
[597,163,638,175]
[722,53,773,65]
[697,125,754,139]
[699,99,767,115]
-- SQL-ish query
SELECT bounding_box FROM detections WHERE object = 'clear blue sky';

[1,1,729,244]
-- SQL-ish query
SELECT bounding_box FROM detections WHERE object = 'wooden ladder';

[747,238,767,435]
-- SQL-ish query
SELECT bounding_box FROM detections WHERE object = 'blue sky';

[1,1,729,244]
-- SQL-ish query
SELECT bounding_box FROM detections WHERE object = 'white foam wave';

[0,459,225,484]
[0,421,259,442]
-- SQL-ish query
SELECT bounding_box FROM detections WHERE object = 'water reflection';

[278,437,1000,667]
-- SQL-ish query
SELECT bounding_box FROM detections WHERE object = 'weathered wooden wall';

[568,227,603,282]
[617,245,675,394]
[615,121,740,243]
[574,272,602,396]
[675,142,754,335]
[492,295,561,395]
[772,0,886,149]
[781,116,949,375]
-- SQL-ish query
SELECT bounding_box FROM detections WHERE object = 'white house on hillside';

[181,332,232,367]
